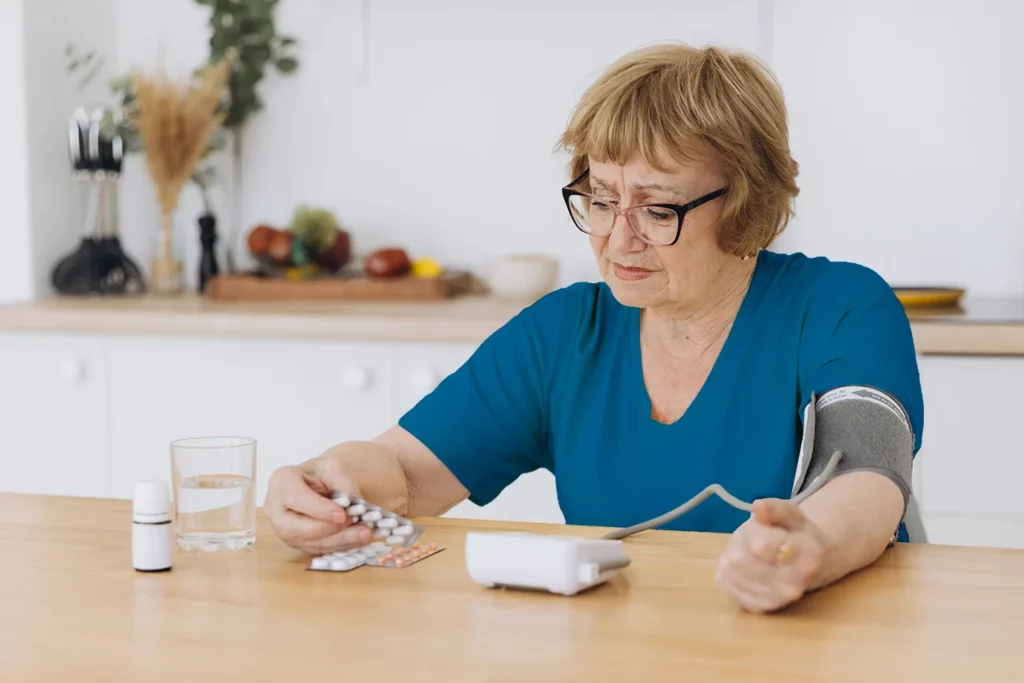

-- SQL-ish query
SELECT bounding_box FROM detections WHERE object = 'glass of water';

[170,436,257,551]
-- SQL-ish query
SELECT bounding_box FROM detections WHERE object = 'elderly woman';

[265,43,922,613]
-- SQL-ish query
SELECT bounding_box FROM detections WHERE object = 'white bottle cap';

[133,479,171,517]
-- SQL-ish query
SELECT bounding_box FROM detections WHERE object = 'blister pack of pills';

[330,492,424,547]
[306,494,444,573]
[365,542,443,569]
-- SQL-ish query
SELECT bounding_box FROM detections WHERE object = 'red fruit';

[364,248,411,278]
[247,225,276,255]
[266,230,294,264]
[313,229,352,272]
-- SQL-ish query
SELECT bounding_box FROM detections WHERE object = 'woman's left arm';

[716,382,915,613]
[716,268,924,613]
[796,469,905,590]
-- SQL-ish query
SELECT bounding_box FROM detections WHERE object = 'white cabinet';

[916,356,1024,548]
[389,342,474,422]
[0,332,109,497]
[105,336,394,505]
[0,329,565,525]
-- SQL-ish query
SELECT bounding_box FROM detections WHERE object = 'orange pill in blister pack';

[365,543,446,569]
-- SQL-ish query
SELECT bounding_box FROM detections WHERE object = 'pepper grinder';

[198,213,220,293]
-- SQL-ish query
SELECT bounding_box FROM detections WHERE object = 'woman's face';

[587,155,731,310]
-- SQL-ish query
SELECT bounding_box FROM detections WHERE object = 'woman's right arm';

[264,426,469,555]
[266,285,583,555]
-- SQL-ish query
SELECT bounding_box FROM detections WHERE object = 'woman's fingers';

[284,479,350,525]
[740,519,791,565]
[265,466,352,550]
[717,517,814,612]
[301,524,374,555]
[715,560,778,613]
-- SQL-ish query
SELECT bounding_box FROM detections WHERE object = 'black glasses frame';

[561,168,727,246]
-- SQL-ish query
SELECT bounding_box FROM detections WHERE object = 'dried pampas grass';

[131,60,230,219]
[129,59,229,293]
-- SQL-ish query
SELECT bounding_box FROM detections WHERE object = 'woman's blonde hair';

[558,43,799,257]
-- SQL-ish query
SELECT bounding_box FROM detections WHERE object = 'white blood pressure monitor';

[465,531,631,596]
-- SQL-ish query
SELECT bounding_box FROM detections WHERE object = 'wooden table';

[2,493,1024,682]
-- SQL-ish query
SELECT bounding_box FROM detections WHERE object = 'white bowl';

[485,255,560,301]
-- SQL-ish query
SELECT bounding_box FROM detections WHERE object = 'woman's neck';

[642,256,757,361]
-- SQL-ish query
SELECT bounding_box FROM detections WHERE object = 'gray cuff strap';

[796,386,914,515]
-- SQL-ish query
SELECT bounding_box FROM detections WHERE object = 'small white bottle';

[132,479,173,572]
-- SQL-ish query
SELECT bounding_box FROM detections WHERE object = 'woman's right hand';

[264,461,374,555]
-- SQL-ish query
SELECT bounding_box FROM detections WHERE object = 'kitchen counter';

[0,292,1023,355]
[0,293,526,343]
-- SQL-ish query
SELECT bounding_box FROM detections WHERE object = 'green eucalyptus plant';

[197,0,299,129]
[65,0,299,270]
[196,0,299,270]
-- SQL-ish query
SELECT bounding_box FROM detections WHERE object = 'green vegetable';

[289,206,340,253]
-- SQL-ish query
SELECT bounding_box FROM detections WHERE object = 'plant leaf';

[276,57,298,74]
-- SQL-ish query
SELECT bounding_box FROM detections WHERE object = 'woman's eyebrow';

[631,180,684,194]
[590,175,686,197]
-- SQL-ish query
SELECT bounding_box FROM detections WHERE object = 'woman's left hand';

[715,498,833,613]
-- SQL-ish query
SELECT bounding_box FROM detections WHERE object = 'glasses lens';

[630,206,680,245]
[568,194,615,235]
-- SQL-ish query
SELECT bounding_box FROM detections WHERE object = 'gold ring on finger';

[776,539,794,564]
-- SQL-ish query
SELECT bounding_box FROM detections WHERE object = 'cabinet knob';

[410,368,440,394]
[340,366,371,391]
[61,358,86,384]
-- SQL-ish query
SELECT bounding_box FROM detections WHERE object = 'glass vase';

[149,211,183,295]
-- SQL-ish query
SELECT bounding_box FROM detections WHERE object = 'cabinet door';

[916,356,1024,548]
[0,332,109,497]
[106,336,393,505]
[391,342,565,524]
[389,342,475,422]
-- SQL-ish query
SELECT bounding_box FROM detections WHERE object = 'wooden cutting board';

[205,271,477,302]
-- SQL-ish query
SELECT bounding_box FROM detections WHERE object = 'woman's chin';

[603,274,660,308]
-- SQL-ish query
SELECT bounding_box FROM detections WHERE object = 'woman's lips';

[612,263,654,281]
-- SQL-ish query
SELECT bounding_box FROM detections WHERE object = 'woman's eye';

[591,200,615,213]
[644,208,675,223]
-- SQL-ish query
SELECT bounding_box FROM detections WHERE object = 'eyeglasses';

[561,168,727,246]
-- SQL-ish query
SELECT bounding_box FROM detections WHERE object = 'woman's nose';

[607,213,646,252]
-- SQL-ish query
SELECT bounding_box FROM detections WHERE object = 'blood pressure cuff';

[793,386,914,515]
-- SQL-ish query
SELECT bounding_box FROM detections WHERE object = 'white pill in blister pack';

[328,493,424,547]
[307,543,391,573]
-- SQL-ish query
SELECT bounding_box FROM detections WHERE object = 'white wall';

[7,1,1024,299]
[0,0,33,304]
[771,0,1024,294]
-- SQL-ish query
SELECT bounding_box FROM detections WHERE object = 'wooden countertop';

[0,293,525,344]
[1,292,1024,355]
[3,493,1024,682]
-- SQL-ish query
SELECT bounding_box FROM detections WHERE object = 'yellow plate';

[891,286,965,308]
